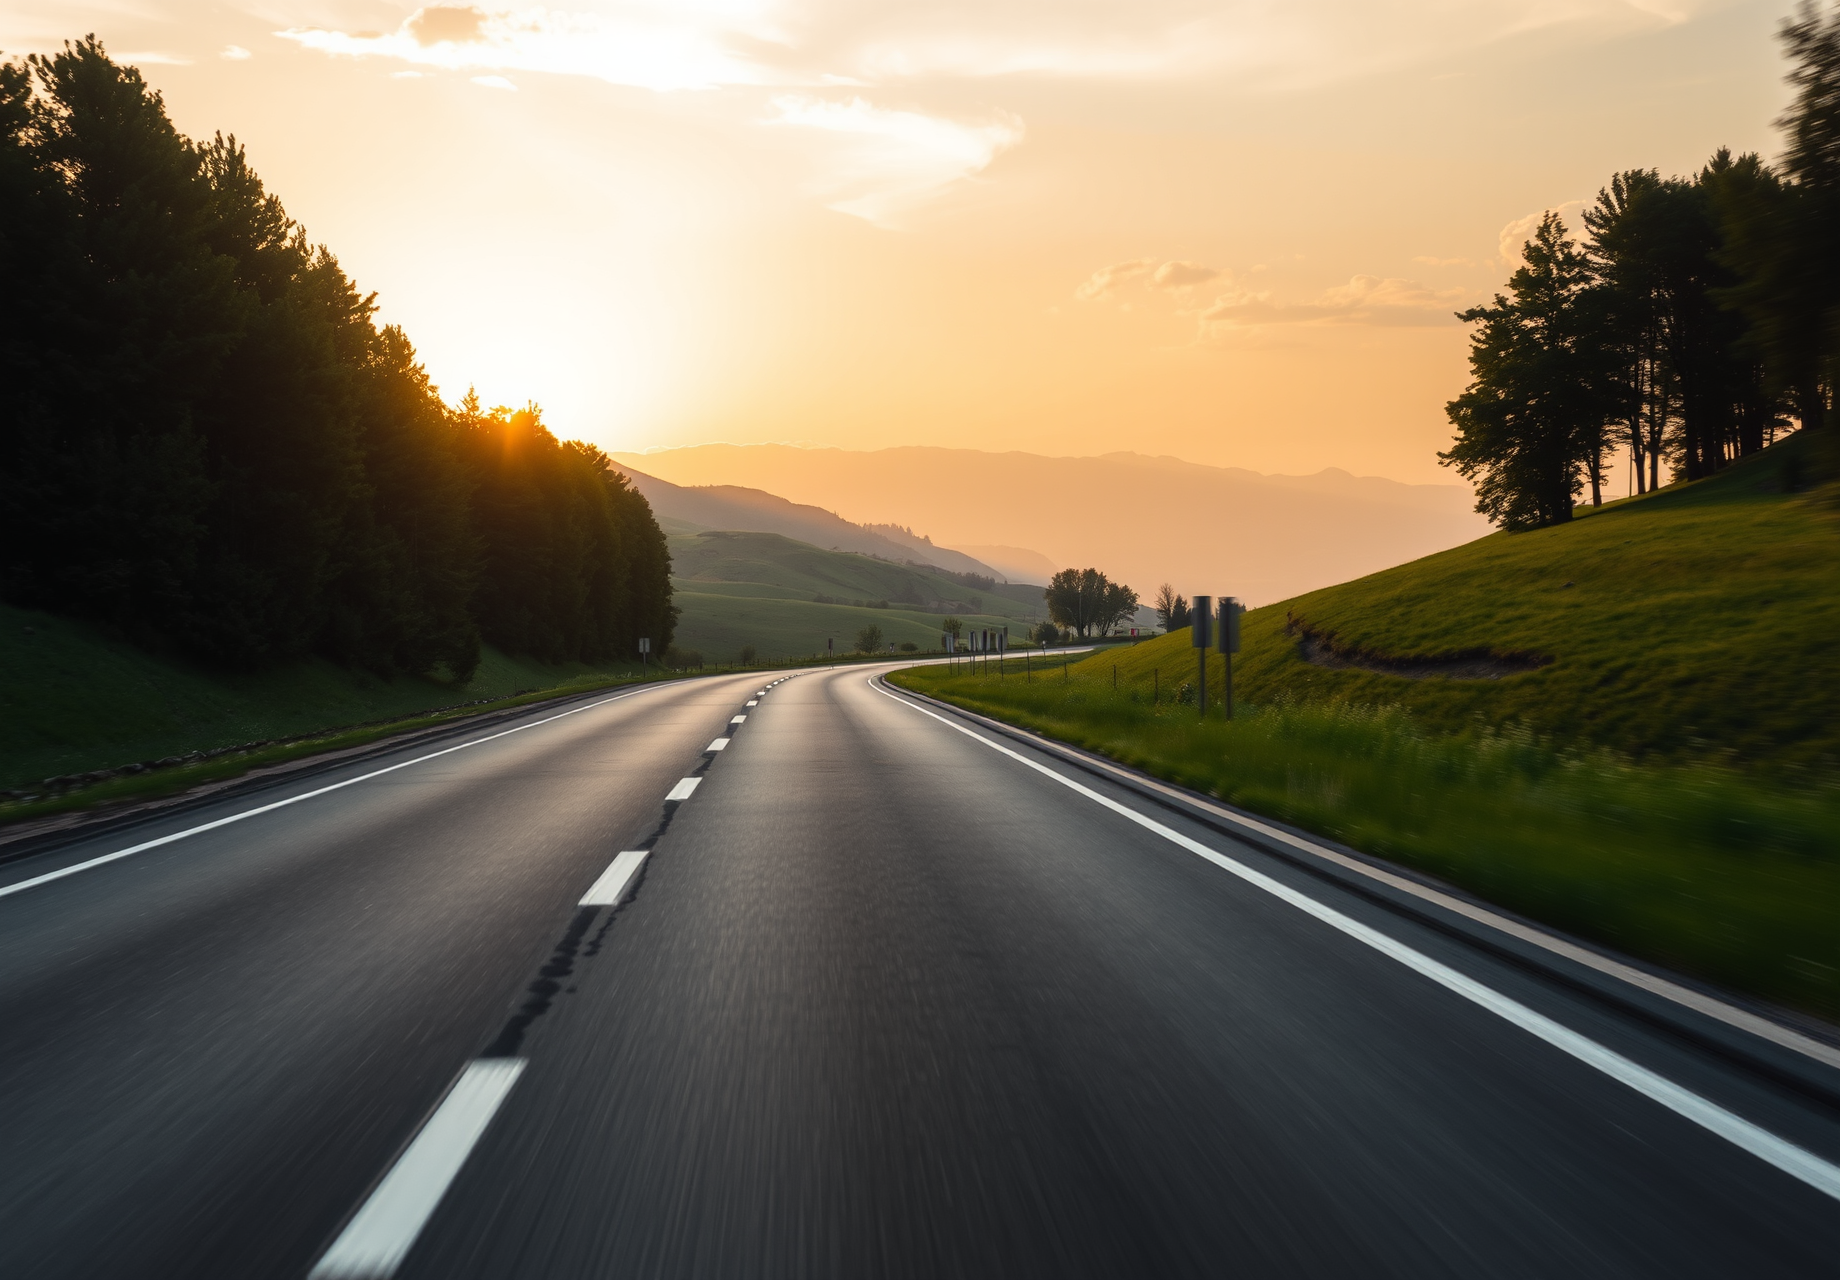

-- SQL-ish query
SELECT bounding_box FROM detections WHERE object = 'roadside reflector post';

[1218,596,1242,719]
[1191,595,1212,718]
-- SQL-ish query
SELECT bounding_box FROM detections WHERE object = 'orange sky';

[3,1,1798,485]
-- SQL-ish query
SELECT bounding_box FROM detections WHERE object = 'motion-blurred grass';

[891,658,1840,1021]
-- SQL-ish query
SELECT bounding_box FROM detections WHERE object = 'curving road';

[0,662,1837,1278]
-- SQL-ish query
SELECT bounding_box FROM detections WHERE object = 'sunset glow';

[3,0,1797,484]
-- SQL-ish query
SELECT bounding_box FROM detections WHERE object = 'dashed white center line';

[746,700,758,707]
[706,738,730,752]
[579,850,649,907]
[309,1059,527,1279]
[664,777,701,802]
[730,715,746,725]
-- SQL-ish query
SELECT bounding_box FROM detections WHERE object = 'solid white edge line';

[665,777,701,802]
[907,683,1840,1073]
[0,683,678,902]
[872,679,1840,1204]
[579,850,649,907]
[707,738,729,752]
[309,1058,527,1279]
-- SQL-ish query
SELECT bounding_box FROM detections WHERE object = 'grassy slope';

[1104,432,1839,769]
[668,529,1045,659]
[0,601,649,788]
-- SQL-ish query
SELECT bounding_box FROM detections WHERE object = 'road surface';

[0,662,1836,1278]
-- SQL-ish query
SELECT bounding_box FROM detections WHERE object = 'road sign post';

[1190,595,1212,718]
[639,637,650,666]
[1218,597,1242,719]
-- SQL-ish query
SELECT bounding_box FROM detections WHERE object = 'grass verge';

[890,659,1840,1023]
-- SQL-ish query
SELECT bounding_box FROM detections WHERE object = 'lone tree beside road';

[1045,569,1139,639]
[855,624,884,654]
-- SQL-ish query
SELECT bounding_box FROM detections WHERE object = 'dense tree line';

[0,39,672,676]
[1443,4,1840,528]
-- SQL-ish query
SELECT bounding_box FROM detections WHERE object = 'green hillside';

[1097,431,1838,770]
[0,601,651,792]
[668,530,1046,659]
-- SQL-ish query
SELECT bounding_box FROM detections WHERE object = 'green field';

[668,529,1047,659]
[891,434,1840,1019]
[0,600,655,791]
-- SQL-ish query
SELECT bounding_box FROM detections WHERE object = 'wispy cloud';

[278,0,1709,95]
[277,3,791,93]
[221,45,252,61]
[1076,258,1221,300]
[1199,274,1468,334]
[1075,259,1155,300]
[765,95,1023,225]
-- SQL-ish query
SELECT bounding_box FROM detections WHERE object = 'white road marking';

[309,1059,526,1279]
[580,850,649,907]
[0,684,671,902]
[665,777,701,802]
[706,738,729,752]
[746,700,758,707]
[730,715,746,725]
[875,680,1840,1204]
[938,698,1840,1074]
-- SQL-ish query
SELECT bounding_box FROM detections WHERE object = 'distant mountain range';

[610,461,1023,583]
[613,445,1491,606]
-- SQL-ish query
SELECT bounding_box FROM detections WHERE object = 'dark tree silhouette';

[0,38,673,676]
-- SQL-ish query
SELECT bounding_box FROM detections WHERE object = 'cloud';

[472,74,518,90]
[277,0,1710,98]
[277,3,791,93]
[765,96,1024,225]
[1075,259,1155,300]
[829,0,1707,89]
[1077,258,1222,300]
[221,45,252,61]
[1497,200,1586,264]
[411,6,488,46]
[1151,260,1220,289]
[1199,274,1467,334]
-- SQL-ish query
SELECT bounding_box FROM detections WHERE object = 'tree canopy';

[0,39,673,675]
[1045,568,1138,638]
[1441,8,1837,528]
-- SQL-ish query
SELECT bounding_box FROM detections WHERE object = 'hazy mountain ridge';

[613,445,1491,605]
[611,461,1015,582]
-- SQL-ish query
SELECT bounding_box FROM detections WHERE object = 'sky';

[1,0,1803,486]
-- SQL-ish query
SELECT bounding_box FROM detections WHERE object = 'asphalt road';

[1,662,1837,1278]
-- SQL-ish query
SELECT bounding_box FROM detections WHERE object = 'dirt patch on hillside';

[1288,616,1550,681]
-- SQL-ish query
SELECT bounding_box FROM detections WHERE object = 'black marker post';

[1190,594,1212,719]
[1218,596,1242,719]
